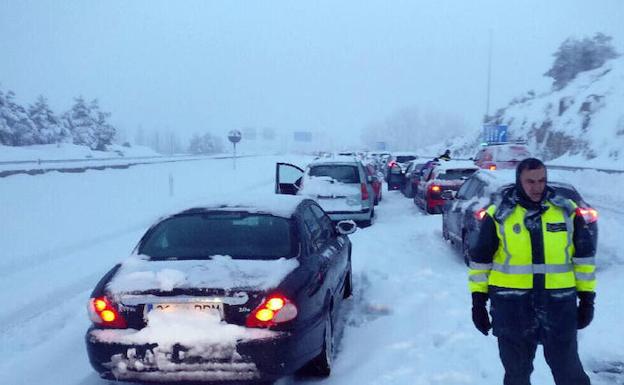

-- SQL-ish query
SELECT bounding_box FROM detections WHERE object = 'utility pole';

[484,29,493,124]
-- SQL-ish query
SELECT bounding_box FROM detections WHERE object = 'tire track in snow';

[0,221,151,277]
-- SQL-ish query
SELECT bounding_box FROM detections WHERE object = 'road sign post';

[228,130,242,170]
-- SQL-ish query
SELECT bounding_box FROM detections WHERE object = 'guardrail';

[0,154,256,178]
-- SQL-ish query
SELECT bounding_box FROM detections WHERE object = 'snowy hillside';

[492,56,624,165]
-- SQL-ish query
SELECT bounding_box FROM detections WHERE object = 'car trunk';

[105,256,300,329]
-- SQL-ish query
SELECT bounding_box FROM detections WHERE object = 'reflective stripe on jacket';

[468,198,597,293]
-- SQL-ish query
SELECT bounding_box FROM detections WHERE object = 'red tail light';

[430,185,441,192]
[474,208,487,221]
[246,293,298,328]
[576,207,598,224]
[88,296,127,328]
[488,165,497,171]
[388,160,397,168]
[360,183,369,200]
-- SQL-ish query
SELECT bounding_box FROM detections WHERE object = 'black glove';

[577,291,595,330]
[471,292,491,335]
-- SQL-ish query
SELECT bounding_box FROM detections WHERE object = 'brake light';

[474,208,487,221]
[388,160,397,168]
[430,185,441,192]
[361,183,369,200]
[488,165,497,171]
[246,293,298,328]
[576,207,598,224]
[88,296,127,328]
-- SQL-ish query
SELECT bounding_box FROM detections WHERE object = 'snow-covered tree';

[28,95,69,144]
[545,33,619,90]
[63,97,95,148]
[2,90,38,146]
[188,132,224,154]
[0,88,14,145]
[63,97,116,150]
[90,99,116,150]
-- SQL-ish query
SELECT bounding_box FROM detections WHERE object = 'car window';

[302,206,321,237]
[456,179,471,199]
[310,204,334,239]
[309,165,360,183]
[494,145,531,161]
[140,213,293,260]
[396,155,416,163]
[436,168,478,180]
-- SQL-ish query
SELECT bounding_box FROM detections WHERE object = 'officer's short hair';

[517,158,545,175]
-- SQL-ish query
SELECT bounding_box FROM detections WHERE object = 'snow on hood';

[106,254,299,294]
[163,193,308,219]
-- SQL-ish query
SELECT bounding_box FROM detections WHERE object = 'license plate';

[145,302,223,317]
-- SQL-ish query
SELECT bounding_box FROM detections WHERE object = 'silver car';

[276,156,375,227]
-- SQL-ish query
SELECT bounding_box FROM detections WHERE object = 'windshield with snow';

[140,213,294,260]
[309,165,360,183]
[437,168,478,180]
[495,146,531,161]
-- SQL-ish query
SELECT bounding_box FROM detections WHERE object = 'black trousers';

[490,287,590,385]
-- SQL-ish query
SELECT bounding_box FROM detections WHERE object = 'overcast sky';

[1,0,623,144]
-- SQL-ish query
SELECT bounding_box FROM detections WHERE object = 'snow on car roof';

[434,160,479,171]
[392,151,419,157]
[309,155,361,166]
[166,194,308,219]
[476,169,576,192]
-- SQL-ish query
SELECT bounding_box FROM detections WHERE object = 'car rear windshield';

[309,165,360,183]
[396,155,417,163]
[139,213,294,260]
[495,145,531,161]
[437,168,477,180]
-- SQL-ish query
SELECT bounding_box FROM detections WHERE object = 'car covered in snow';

[473,142,532,170]
[442,169,598,265]
[85,195,356,384]
[414,160,479,214]
[276,157,376,227]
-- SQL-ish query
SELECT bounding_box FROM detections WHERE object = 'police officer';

[468,158,597,385]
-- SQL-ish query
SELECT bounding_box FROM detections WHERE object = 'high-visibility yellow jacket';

[468,196,596,293]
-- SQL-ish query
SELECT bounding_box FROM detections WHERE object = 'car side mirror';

[441,190,456,200]
[336,220,357,235]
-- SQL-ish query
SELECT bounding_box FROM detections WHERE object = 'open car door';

[275,162,304,195]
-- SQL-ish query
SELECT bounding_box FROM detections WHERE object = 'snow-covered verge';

[0,143,159,162]
[0,156,622,385]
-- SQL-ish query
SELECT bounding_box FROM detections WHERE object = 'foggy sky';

[1,0,623,145]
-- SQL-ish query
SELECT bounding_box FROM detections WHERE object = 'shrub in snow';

[544,33,619,90]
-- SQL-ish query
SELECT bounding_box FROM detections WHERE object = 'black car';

[85,196,356,384]
[401,162,427,198]
[442,170,598,265]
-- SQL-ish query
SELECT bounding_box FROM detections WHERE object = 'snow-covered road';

[1,155,623,385]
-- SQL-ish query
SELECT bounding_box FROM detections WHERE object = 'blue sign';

[483,125,508,143]
[375,141,387,151]
[293,131,312,142]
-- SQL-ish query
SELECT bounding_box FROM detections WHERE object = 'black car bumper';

[85,323,323,383]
